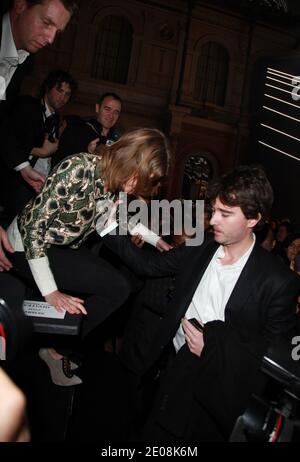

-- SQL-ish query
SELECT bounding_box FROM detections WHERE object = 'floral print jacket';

[18,153,114,260]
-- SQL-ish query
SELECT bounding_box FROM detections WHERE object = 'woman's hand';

[182,318,204,357]
[31,135,59,158]
[40,135,59,156]
[156,238,173,252]
[44,290,87,315]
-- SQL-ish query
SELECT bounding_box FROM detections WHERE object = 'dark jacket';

[0,15,33,126]
[103,235,300,439]
[53,117,121,167]
[0,96,59,218]
[102,235,194,374]
[149,240,300,440]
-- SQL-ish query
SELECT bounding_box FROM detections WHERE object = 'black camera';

[97,135,108,146]
[230,333,300,442]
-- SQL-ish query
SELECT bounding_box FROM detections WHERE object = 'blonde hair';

[99,128,171,198]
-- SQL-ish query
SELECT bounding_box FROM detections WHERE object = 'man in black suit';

[0,0,77,195]
[0,0,76,119]
[103,165,300,441]
[0,68,77,220]
[0,1,76,338]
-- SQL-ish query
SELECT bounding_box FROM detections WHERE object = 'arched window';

[194,42,229,107]
[92,15,133,84]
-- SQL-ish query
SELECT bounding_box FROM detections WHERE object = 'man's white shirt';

[0,13,29,101]
[173,235,256,353]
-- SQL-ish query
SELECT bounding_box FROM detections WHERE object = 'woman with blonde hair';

[6,128,171,385]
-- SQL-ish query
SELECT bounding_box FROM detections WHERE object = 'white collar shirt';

[0,13,29,101]
[173,234,256,353]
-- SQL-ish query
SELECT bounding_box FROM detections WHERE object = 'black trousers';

[142,345,226,442]
[10,245,131,339]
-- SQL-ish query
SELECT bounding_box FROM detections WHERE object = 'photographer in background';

[0,68,77,221]
[53,92,122,167]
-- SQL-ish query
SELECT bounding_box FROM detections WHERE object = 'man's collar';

[43,99,55,118]
[0,13,29,64]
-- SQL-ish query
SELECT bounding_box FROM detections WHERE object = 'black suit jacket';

[151,240,299,439]
[52,117,122,167]
[104,236,299,370]
[0,15,33,125]
[0,95,57,218]
[103,234,194,375]
[104,235,300,439]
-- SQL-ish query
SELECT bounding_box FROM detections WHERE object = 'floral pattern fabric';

[18,153,114,260]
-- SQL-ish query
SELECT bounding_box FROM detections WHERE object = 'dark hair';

[39,69,78,99]
[207,165,273,223]
[25,0,78,15]
[98,92,123,108]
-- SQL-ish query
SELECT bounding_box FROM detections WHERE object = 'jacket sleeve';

[263,273,300,338]
[0,96,43,170]
[17,155,92,296]
[54,119,95,164]
[102,234,191,277]
[18,155,89,260]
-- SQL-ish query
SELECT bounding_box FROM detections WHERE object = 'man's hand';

[182,317,204,357]
[88,138,99,154]
[20,166,46,192]
[131,234,145,249]
[44,290,87,315]
[31,135,59,158]
[0,226,14,271]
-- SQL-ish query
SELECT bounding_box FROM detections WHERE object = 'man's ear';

[247,212,262,229]
[95,104,99,114]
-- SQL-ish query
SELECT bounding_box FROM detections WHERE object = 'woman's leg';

[10,246,131,386]
[47,246,131,338]
[11,246,131,338]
